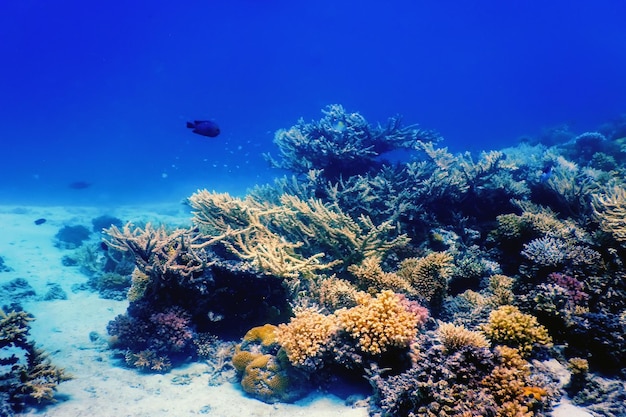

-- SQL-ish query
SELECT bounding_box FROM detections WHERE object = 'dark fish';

[34,218,47,225]
[187,120,220,137]
[540,164,553,183]
[100,242,109,251]
[69,181,92,190]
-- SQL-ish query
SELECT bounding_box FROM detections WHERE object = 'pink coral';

[150,306,194,352]
[548,272,588,307]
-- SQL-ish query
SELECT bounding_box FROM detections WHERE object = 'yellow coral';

[275,308,338,366]
[239,353,290,403]
[232,346,261,373]
[487,274,515,307]
[436,322,490,352]
[337,290,420,355]
[127,267,150,302]
[481,345,533,417]
[243,324,278,347]
[481,306,552,357]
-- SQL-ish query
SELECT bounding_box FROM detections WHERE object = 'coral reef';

[0,308,70,415]
[96,105,626,415]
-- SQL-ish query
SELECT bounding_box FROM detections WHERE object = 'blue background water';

[2,1,625,205]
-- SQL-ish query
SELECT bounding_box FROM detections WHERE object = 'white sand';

[0,204,592,417]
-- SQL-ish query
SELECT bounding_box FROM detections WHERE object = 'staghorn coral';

[336,290,425,355]
[104,223,218,283]
[266,104,437,180]
[275,307,338,368]
[0,308,71,412]
[187,190,407,279]
[481,306,552,357]
[592,184,626,243]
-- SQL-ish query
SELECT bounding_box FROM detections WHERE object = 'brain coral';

[337,290,424,355]
[481,305,552,357]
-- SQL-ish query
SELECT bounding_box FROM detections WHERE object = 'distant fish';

[187,120,220,138]
[69,181,92,190]
[34,218,46,225]
[540,164,554,183]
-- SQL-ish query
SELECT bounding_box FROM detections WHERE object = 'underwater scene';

[2,1,626,417]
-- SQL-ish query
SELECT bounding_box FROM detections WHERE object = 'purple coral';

[150,306,194,352]
[548,272,588,308]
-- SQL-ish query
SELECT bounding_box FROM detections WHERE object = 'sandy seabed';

[0,204,591,417]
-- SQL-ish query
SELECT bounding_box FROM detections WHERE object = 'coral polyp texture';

[97,105,626,416]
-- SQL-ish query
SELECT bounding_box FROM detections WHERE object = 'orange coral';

[275,308,338,366]
[336,290,421,355]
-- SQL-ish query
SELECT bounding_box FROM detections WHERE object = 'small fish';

[187,120,220,138]
[34,218,47,225]
[69,181,92,190]
[540,164,553,183]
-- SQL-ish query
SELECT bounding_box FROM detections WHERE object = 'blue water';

[2,1,626,205]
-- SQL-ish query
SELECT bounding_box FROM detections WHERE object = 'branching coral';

[187,190,408,279]
[104,223,218,283]
[0,308,71,411]
[275,307,339,367]
[437,322,490,353]
[266,104,437,179]
[481,306,553,357]
[336,290,425,355]
[396,252,454,307]
[592,183,626,243]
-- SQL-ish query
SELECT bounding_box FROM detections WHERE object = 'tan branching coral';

[592,184,626,242]
[481,306,552,357]
[348,256,414,295]
[275,307,339,366]
[336,290,422,355]
[396,252,454,302]
[104,223,220,280]
[187,190,408,279]
[481,346,535,417]
[436,322,490,353]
